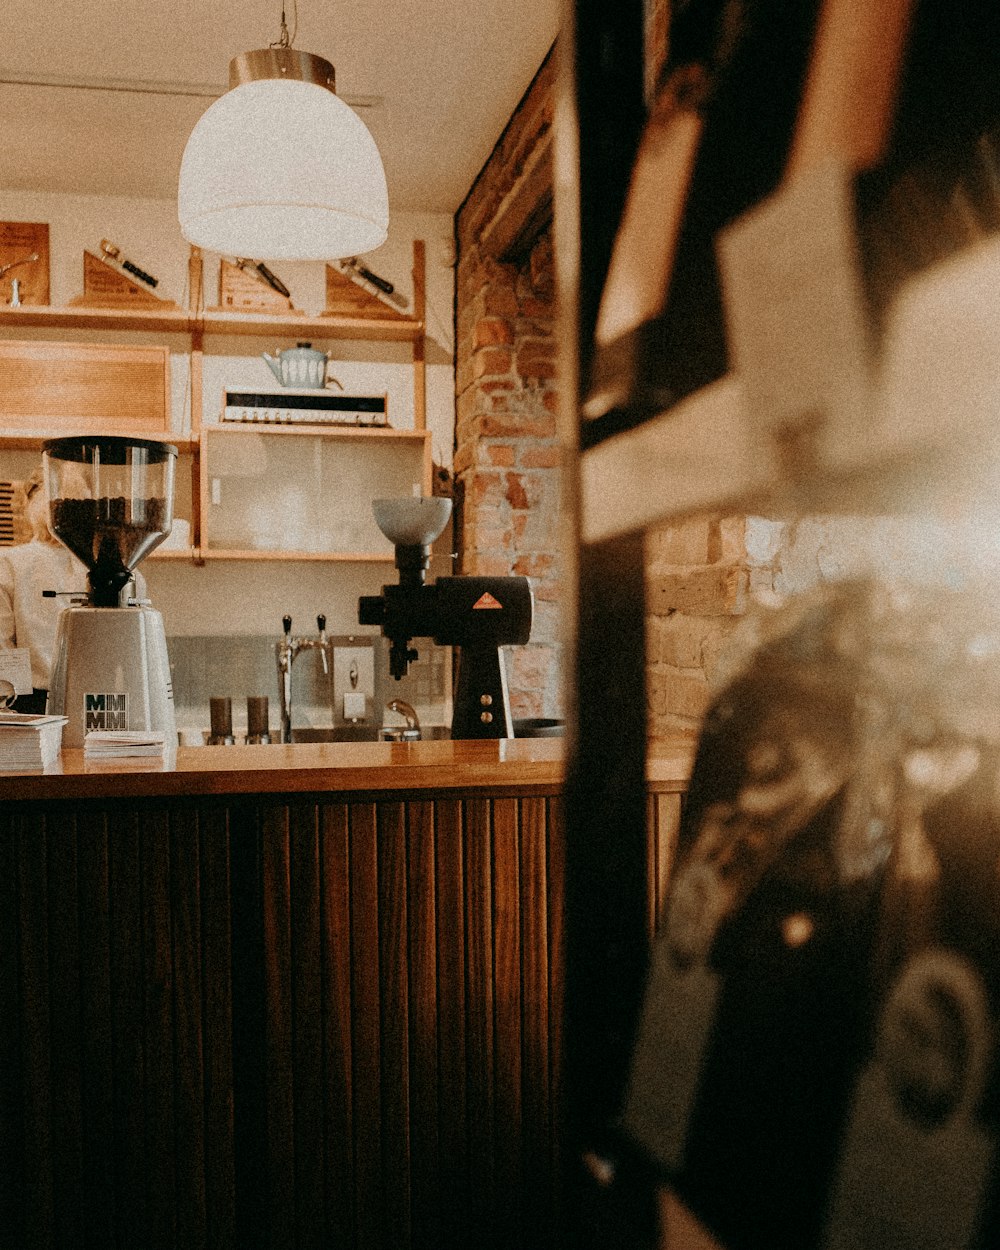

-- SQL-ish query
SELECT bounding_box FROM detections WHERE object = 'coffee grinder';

[44,435,178,747]
[358,497,533,738]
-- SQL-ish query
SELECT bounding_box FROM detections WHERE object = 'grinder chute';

[358,497,533,738]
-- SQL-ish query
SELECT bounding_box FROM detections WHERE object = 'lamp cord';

[271,0,298,49]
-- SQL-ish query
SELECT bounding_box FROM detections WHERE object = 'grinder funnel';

[373,497,452,586]
[373,497,452,547]
[43,435,177,607]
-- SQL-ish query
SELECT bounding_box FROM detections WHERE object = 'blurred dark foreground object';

[624,578,1000,1250]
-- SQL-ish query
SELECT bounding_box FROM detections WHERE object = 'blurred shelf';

[205,423,427,442]
[0,432,197,452]
[0,305,422,342]
[148,546,200,561]
[0,304,192,335]
[199,549,396,562]
[200,309,423,343]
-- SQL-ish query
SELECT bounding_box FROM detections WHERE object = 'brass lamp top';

[229,48,336,93]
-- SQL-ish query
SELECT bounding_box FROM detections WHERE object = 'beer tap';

[276,614,330,743]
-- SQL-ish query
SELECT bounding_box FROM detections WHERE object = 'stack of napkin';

[0,712,68,770]
[84,730,168,759]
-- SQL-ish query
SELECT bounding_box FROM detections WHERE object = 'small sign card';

[0,647,33,696]
[324,263,407,320]
[68,251,180,309]
[216,259,295,313]
[0,221,50,306]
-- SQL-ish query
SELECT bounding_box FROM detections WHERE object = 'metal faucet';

[276,614,330,743]
[386,698,420,731]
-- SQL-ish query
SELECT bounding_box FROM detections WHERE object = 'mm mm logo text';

[85,693,128,732]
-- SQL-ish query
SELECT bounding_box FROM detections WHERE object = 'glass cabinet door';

[203,426,429,556]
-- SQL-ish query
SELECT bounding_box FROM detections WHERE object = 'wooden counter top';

[0,735,696,803]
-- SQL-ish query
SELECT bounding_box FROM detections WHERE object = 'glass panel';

[204,429,425,554]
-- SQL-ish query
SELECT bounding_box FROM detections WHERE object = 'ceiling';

[0,0,561,215]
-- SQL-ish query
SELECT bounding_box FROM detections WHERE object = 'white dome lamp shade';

[178,47,388,261]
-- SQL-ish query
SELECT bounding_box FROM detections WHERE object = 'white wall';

[0,188,457,641]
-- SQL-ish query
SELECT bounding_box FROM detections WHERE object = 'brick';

[467,553,513,577]
[480,442,516,467]
[473,317,514,349]
[505,471,530,510]
[515,317,554,343]
[482,286,519,318]
[479,411,557,439]
[713,515,747,563]
[647,563,748,616]
[532,577,561,603]
[745,516,785,566]
[462,504,509,542]
[648,613,740,674]
[513,553,556,579]
[511,645,555,689]
[649,710,703,739]
[519,294,553,318]
[646,517,712,566]
[513,506,561,549]
[647,614,701,669]
[519,444,562,469]
[456,387,483,424]
[648,666,712,721]
[464,517,514,551]
[516,343,558,381]
[529,599,560,645]
[748,568,779,603]
[473,347,513,379]
[455,357,476,395]
[453,443,474,475]
[469,471,506,508]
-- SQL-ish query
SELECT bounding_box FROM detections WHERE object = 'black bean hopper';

[358,497,533,738]
[43,435,177,748]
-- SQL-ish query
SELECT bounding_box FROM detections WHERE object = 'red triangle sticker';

[472,592,503,610]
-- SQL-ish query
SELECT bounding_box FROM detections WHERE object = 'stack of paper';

[84,730,168,759]
[0,712,68,771]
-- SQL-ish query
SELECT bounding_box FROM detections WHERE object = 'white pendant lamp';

[178,44,388,261]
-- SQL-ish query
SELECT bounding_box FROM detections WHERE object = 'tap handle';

[283,614,292,636]
[316,613,326,633]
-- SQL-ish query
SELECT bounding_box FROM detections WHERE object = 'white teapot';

[261,343,341,389]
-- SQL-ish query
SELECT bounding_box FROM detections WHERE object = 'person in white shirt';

[0,467,88,713]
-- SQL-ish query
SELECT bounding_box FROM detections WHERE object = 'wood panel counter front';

[0,737,694,1250]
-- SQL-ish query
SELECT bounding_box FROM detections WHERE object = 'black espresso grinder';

[358,498,533,738]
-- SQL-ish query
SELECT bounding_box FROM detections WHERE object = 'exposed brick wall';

[645,514,750,736]
[452,12,764,739]
[455,0,951,747]
[454,50,562,722]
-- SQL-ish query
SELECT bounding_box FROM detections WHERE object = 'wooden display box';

[215,258,295,313]
[0,340,170,433]
[0,221,49,306]
[323,263,409,320]
[68,251,180,311]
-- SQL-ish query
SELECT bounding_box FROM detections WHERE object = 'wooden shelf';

[206,422,428,442]
[0,432,198,453]
[0,304,423,343]
[0,304,193,334]
[147,547,200,561]
[200,548,395,562]
[200,308,423,343]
